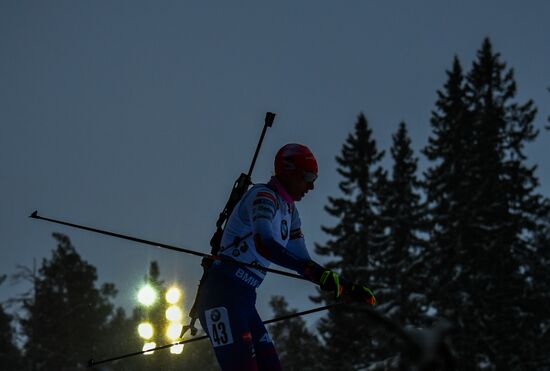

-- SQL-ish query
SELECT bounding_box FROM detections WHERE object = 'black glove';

[347,283,377,305]
[320,272,377,305]
[308,264,376,305]
[301,261,343,299]
[319,270,345,299]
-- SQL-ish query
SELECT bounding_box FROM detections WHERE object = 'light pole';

[164,286,184,354]
[136,284,185,355]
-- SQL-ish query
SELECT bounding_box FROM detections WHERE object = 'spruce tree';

[375,122,427,327]
[314,113,386,370]
[466,38,546,369]
[268,296,322,371]
[422,55,475,336]
[423,38,548,369]
[20,233,118,371]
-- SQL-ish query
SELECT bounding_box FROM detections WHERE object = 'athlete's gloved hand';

[301,262,376,305]
[319,270,345,299]
[347,283,377,305]
[319,272,377,305]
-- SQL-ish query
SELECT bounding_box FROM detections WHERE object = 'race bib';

[205,307,234,348]
[259,332,272,343]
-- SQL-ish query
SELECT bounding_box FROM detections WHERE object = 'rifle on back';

[186,112,276,335]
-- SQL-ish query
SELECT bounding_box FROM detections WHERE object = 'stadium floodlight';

[137,322,154,340]
[170,344,184,354]
[166,323,183,341]
[143,342,156,355]
[165,306,183,322]
[165,287,182,304]
[137,284,157,306]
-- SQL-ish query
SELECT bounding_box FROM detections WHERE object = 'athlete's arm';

[250,189,375,302]
[286,207,311,260]
[251,189,320,277]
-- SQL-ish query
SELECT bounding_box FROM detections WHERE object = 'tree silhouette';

[0,275,23,371]
[423,38,548,369]
[314,113,387,370]
[374,122,428,327]
[268,296,322,371]
[19,233,118,371]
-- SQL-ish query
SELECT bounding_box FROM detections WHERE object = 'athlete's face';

[280,171,315,201]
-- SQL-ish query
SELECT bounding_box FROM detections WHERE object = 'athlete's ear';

[254,234,271,259]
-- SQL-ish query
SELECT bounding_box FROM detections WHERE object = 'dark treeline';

[1,38,549,370]
[1,234,219,371]
[278,38,549,370]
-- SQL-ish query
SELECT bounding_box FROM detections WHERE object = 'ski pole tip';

[30,210,38,218]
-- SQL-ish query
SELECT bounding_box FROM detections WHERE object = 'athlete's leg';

[250,310,282,371]
[199,306,258,371]
[196,274,259,371]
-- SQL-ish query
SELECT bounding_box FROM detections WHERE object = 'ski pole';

[29,210,308,282]
[87,303,339,367]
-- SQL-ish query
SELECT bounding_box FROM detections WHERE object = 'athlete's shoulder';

[250,184,278,203]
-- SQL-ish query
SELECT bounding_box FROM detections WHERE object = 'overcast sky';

[1,0,549,330]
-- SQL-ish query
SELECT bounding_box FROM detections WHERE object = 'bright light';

[143,342,156,355]
[170,344,184,354]
[137,285,157,306]
[165,306,183,322]
[165,287,182,304]
[137,322,154,340]
[166,323,183,340]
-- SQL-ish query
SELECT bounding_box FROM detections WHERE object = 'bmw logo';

[281,220,288,240]
[210,309,221,322]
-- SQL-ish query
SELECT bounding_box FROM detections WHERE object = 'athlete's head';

[274,143,318,201]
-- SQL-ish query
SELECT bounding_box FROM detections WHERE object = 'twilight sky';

[1,0,549,327]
